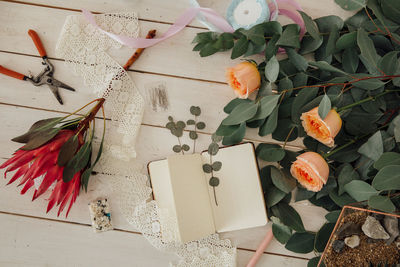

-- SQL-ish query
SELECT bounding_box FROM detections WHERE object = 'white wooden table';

[0,1,353,266]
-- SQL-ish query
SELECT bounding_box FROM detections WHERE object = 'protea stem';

[77,98,106,133]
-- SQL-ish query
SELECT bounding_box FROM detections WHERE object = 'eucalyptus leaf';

[342,47,359,73]
[373,152,400,170]
[338,163,360,195]
[212,161,222,171]
[259,105,279,136]
[285,232,315,253]
[173,145,182,153]
[252,95,280,120]
[190,106,201,116]
[265,186,287,207]
[216,124,240,136]
[377,51,399,75]
[357,131,383,161]
[273,202,305,232]
[271,166,296,194]
[181,144,190,151]
[276,24,301,48]
[265,56,279,82]
[222,102,258,125]
[189,131,198,140]
[286,48,308,72]
[203,164,212,173]
[368,195,396,213]
[357,28,381,74]
[299,11,321,40]
[231,36,249,59]
[315,223,335,252]
[309,61,348,76]
[318,94,332,119]
[256,143,285,162]
[211,133,223,143]
[308,257,322,267]
[372,165,400,190]
[222,122,246,145]
[329,189,357,207]
[344,180,378,201]
[291,87,319,124]
[325,210,341,223]
[209,177,220,186]
[336,32,357,51]
[196,122,206,130]
[208,142,219,156]
[271,216,292,244]
[334,0,366,11]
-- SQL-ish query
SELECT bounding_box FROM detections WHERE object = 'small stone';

[344,235,360,248]
[332,240,345,253]
[362,216,390,240]
[371,213,385,221]
[337,221,362,239]
[384,216,399,244]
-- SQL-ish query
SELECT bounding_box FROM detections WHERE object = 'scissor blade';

[50,78,75,91]
[48,84,63,105]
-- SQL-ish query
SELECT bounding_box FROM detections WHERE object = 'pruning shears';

[0,29,75,105]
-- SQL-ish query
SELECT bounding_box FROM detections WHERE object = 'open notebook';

[148,142,268,243]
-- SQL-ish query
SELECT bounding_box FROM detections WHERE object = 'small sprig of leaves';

[166,116,189,154]
[187,106,206,153]
[203,133,223,206]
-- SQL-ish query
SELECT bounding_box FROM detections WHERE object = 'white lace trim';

[55,12,236,267]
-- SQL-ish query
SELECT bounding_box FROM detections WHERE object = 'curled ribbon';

[82,0,305,49]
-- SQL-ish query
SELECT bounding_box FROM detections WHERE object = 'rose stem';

[123,30,156,70]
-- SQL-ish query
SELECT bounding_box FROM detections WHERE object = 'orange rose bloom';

[226,62,261,99]
[301,107,342,147]
[290,152,329,192]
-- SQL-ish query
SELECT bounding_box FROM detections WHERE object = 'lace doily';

[55,12,236,266]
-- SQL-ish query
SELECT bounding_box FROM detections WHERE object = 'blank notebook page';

[202,143,267,233]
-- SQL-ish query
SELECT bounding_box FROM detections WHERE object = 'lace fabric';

[56,12,236,267]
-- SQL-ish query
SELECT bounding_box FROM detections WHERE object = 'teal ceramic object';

[226,0,270,30]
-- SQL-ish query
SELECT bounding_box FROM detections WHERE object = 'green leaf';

[265,186,287,207]
[276,24,300,48]
[325,210,341,223]
[222,122,246,146]
[189,131,198,140]
[357,28,380,74]
[187,119,195,125]
[270,166,297,193]
[196,122,206,130]
[12,117,62,143]
[285,232,315,253]
[329,189,356,207]
[273,202,305,232]
[291,87,319,124]
[309,61,348,76]
[374,152,400,170]
[212,161,222,171]
[81,168,91,192]
[368,195,396,213]
[318,94,332,120]
[381,0,400,24]
[352,74,385,90]
[190,106,201,116]
[299,11,321,40]
[209,177,220,186]
[271,216,292,244]
[252,95,280,120]
[57,135,79,166]
[344,180,378,201]
[200,42,218,57]
[308,257,322,267]
[216,124,240,136]
[265,56,279,83]
[181,144,190,151]
[74,142,92,171]
[372,165,400,190]
[342,47,359,73]
[338,163,360,195]
[334,0,366,10]
[296,187,316,201]
[173,145,182,153]
[377,51,399,75]
[336,32,357,51]
[224,98,252,114]
[256,143,285,162]
[299,35,323,55]
[286,48,308,72]
[265,34,280,60]
[203,164,212,173]
[272,119,298,142]
[259,105,279,136]
[315,223,335,252]
[231,36,249,59]
[246,25,265,45]
[357,131,383,161]
[22,128,60,151]
[222,102,258,125]
[208,142,219,156]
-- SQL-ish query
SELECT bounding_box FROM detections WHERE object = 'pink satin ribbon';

[82,0,305,49]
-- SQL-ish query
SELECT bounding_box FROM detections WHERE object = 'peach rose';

[301,107,342,147]
[290,152,329,192]
[226,62,261,99]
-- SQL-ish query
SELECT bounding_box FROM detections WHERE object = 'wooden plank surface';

[0,0,351,266]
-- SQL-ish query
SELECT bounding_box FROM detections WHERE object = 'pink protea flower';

[0,98,106,217]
